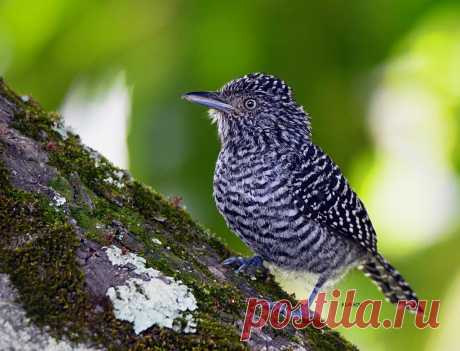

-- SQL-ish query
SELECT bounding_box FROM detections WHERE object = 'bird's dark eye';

[244,98,257,110]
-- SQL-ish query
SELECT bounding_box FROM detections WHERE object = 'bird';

[182,72,419,313]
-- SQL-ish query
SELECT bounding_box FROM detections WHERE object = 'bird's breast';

[213,149,304,253]
[213,149,289,215]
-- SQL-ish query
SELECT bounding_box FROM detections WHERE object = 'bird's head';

[182,73,311,145]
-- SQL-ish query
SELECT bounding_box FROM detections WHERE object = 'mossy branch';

[0,78,357,351]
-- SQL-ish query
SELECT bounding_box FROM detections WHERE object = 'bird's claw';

[222,255,263,273]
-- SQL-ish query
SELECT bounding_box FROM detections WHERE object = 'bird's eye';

[244,98,257,110]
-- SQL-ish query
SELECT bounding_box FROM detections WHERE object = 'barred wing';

[290,144,377,253]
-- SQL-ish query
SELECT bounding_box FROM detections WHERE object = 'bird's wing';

[289,144,377,253]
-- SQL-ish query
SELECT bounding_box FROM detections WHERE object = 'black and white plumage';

[183,73,419,309]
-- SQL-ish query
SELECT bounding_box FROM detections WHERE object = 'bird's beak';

[182,91,233,113]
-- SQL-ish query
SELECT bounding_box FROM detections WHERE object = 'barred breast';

[213,144,362,278]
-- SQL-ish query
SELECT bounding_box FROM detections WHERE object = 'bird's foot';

[222,255,263,273]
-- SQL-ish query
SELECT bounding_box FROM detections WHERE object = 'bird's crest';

[220,73,293,101]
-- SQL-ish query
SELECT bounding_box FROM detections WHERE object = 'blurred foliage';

[1,1,459,350]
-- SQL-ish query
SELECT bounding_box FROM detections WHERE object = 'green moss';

[0,165,91,342]
[0,159,249,350]
[305,328,358,351]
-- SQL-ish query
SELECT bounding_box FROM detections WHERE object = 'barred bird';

[182,73,419,311]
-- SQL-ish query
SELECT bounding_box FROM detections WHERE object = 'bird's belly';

[214,174,363,274]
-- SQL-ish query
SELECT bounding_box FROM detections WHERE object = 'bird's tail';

[359,253,420,313]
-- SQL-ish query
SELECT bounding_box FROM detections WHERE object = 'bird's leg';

[308,276,327,309]
[291,275,328,320]
[222,255,263,273]
[240,276,327,323]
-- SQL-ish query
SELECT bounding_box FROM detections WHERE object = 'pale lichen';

[104,246,198,334]
[51,121,71,140]
[151,238,162,245]
[103,176,124,189]
[51,191,67,207]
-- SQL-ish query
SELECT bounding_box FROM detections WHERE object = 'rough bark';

[0,78,358,351]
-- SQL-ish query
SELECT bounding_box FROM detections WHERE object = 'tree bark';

[0,78,358,351]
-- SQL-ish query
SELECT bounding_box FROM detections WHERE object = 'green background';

[1,1,459,349]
